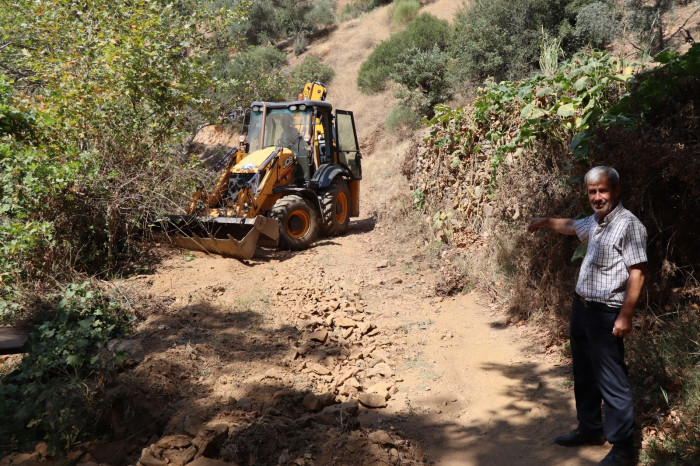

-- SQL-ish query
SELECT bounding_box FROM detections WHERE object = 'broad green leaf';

[557,103,575,117]
[66,354,83,366]
[570,129,593,151]
[654,51,678,64]
[535,87,554,97]
[571,243,587,262]
[574,76,589,91]
[520,102,535,119]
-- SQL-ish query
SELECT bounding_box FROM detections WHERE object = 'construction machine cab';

[163,83,362,260]
[244,100,362,184]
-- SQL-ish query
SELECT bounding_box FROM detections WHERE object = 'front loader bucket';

[164,215,279,260]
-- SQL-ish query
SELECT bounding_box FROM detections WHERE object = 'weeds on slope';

[407,45,700,461]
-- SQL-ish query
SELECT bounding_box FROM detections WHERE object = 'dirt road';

[104,2,615,464]
[112,212,614,465]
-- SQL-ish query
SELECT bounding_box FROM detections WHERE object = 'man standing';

[528,166,647,466]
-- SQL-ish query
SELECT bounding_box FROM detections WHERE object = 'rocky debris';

[95,273,427,466]
[138,430,236,466]
[368,430,394,446]
[314,400,360,425]
[234,397,253,412]
[308,330,328,343]
[193,424,229,458]
[302,391,335,412]
[358,392,389,408]
[187,458,236,466]
[273,280,402,411]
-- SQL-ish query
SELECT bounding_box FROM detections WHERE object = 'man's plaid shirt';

[574,202,647,307]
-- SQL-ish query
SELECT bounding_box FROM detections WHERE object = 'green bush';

[0,282,130,454]
[391,46,453,116]
[224,46,290,109]
[228,0,336,46]
[391,0,421,26]
[358,13,450,93]
[232,0,279,45]
[290,56,336,96]
[575,2,622,48]
[622,0,675,55]
[341,0,393,20]
[385,104,422,135]
[0,0,247,314]
[450,0,589,83]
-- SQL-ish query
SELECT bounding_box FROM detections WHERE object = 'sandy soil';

[113,1,616,464]
[1,1,646,464]
[100,210,613,465]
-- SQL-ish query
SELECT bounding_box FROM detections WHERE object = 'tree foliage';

[391,46,453,117]
[290,56,336,96]
[0,0,248,315]
[575,1,623,48]
[357,13,450,93]
[450,0,598,83]
[223,46,290,109]
[232,0,336,46]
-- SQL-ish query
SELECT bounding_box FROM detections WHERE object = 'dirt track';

[107,2,622,464]
[109,212,615,465]
[0,2,632,464]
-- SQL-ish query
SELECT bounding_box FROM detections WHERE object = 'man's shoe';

[598,445,636,465]
[554,428,606,446]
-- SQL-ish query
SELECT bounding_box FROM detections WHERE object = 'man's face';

[587,176,620,219]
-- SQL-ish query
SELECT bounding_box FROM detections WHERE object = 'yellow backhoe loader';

[164,82,362,260]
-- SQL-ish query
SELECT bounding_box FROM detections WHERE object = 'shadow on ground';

[89,298,610,465]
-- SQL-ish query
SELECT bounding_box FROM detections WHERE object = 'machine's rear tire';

[270,195,319,250]
[320,179,350,236]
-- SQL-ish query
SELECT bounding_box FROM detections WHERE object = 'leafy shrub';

[0,0,247,316]
[303,0,336,32]
[391,0,421,26]
[0,282,130,454]
[229,0,336,46]
[450,0,588,83]
[622,0,671,55]
[212,45,290,115]
[385,104,422,135]
[342,0,393,20]
[358,13,450,93]
[575,2,622,48]
[232,0,279,45]
[293,35,309,55]
[290,56,336,96]
[391,46,453,116]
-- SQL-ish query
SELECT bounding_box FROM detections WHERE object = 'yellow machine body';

[163,83,362,260]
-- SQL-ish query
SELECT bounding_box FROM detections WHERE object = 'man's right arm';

[528,217,576,235]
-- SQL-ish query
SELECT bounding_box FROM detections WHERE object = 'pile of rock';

[137,431,232,466]
[133,277,425,465]
[275,282,402,409]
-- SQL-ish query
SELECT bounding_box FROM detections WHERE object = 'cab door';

[334,110,362,180]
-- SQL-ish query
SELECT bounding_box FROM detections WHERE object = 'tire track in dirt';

[113,214,615,465]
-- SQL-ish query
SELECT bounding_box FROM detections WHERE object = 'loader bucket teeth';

[163,215,279,260]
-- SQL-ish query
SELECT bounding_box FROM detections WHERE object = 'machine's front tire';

[270,195,319,250]
[320,179,350,236]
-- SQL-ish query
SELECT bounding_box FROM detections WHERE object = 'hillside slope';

[0,2,609,465]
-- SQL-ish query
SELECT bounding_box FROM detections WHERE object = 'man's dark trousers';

[570,298,635,445]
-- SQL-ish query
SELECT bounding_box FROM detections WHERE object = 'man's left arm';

[613,263,646,338]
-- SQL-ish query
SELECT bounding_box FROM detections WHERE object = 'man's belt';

[573,292,621,312]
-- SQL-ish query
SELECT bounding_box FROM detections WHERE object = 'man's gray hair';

[584,166,619,188]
